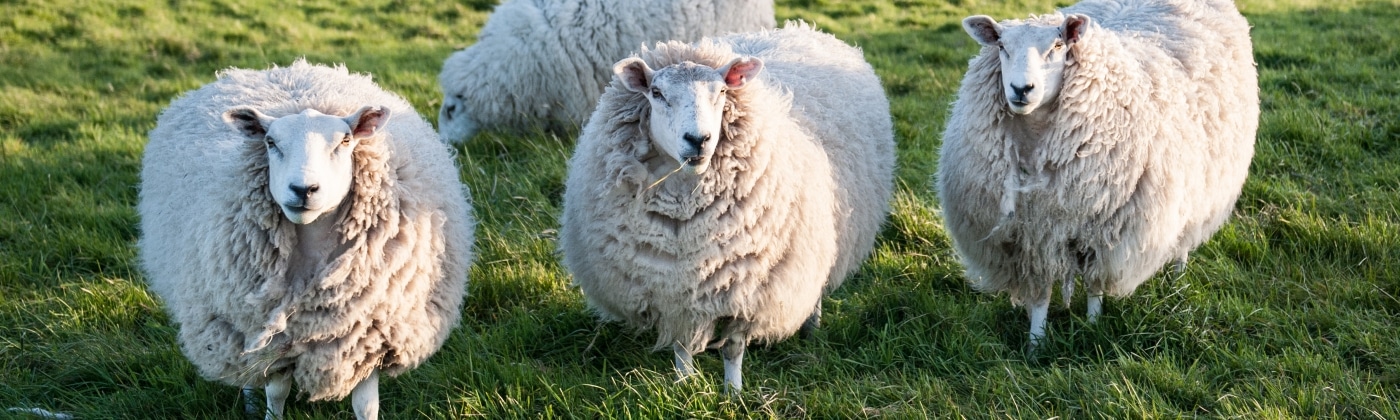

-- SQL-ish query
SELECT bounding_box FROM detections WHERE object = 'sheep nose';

[289,184,319,201]
[1011,83,1035,98]
[442,104,456,119]
[682,132,710,149]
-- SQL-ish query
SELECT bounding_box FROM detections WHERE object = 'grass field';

[2,0,1398,417]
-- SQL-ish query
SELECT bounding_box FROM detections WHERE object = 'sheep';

[138,59,475,420]
[437,0,775,143]
[936,0,1259,346]
[559,22,895,392]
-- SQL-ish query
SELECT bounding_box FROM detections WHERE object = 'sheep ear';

[223,107,276,139]
[614,57,653,94]
[718,56,762,89]
[963,15,1002,46]
[1064,14,1090,44]
[344,105,391,139]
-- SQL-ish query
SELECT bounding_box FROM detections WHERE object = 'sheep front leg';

[351,369,379,420]
[721,335,747,393]
[1086,294,1103,324]
[264,374,291,420]
[672,343,696,379]
[1026,299,1050,349]
[798,300,822,340]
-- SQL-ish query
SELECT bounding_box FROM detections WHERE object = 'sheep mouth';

[282,204,311,213]
[681,155,706,166]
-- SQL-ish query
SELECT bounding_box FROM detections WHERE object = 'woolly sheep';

[937,0,1258,346]
[437,0,775,143]
[560,23,895,391]
[139,60,475,419]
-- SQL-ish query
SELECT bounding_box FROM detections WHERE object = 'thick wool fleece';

[140,60,474,401]
[437,0,774,141]
[937,0,1258,306]
[560,23,894,354]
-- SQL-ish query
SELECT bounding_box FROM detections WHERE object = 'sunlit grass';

[2,0,1397,417]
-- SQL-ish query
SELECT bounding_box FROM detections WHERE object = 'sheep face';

[963,14,1090,115]
[223,106,390,224]
[438,93,477,143]
[614,56,763,174]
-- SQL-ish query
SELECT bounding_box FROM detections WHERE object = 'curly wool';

[937,0,1259,306]
[560,23,894,353]
[139,60,474,401]
[437,0,774,141]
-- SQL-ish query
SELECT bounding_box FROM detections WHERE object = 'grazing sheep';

[437,0,775,143]
[139,60,474,419]
[560,22,895,391]
[936,0,1259,345]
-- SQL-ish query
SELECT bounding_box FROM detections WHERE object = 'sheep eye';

[341,134,353,146]
[264,136,276,147]
[1054,40,1065,49]
[650,87,664,100]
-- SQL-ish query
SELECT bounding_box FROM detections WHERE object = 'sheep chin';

[683,158,710,175]
[281,206,329,225]
[1007,100,1040,115]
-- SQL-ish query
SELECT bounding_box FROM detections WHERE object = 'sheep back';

[560,23,893,353]
[139,60,474,401]
[937,0,1258,305]
[437,0,775,140]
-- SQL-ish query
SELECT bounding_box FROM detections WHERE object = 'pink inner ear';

[354,108,387,137]
[1067,17,1085,42]
[725,61,757,86]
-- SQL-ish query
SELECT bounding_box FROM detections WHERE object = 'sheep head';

[614,55,763,175]
[223,106,390,224]
[964,13,1090,115]
[437,92,477,144]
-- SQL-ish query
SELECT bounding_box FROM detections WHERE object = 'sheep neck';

[288,205,346,282]
[1006,105,1058,168]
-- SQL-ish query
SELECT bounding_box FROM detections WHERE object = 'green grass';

[2,0,1398,417]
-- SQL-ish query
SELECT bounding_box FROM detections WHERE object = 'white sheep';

[560,22,895,391]
[937,0,1259,346]
[437,0,775,143]
[139,60,475,420]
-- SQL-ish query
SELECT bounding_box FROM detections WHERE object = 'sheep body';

[140,60,474,403]
[437,0,775,142]
[937,0,1258,337]
[560,22,894,389]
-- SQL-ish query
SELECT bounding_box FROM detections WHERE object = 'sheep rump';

[560,22,895,354]
[937,0,1258,307]
[436,0,775,142]
[139,60,474,401]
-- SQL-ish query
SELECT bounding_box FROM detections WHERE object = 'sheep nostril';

[682,133,707,149]
[289,184,318,200]
[1011,83,1035,98]
[443,104,456,117]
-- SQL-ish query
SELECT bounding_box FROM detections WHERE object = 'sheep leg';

[1026,299,1050,349]
[798,300,822,340]
[672,343,696,379]
[1173,255,1189,275]
[721,336,746,393]
[1086,294,1103,324]
[264,374,291,420]
[351,369,379,420]
[242,387,258,416]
